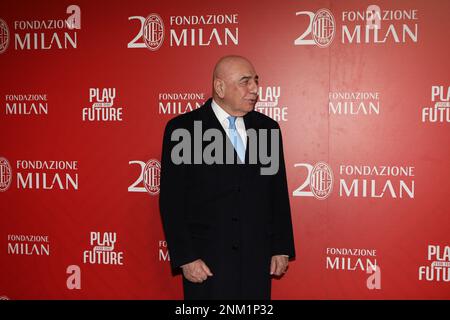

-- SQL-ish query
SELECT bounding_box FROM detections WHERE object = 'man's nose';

[249,80,258,94]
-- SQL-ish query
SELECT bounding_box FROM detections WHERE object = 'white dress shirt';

[211,99,247,150]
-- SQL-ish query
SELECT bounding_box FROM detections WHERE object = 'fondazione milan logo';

[143,14,164,51]
[312,9,335,48]
[0,157,12,192]
[294,8,336,48]
[310,162,334,199]
[0,19,9,54]
[143,159,161,195]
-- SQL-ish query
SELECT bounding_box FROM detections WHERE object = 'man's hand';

[181,259,213,283]
[270,255,289,276]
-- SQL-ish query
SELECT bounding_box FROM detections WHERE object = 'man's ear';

[214,79,225,98]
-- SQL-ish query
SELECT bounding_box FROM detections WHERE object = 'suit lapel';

[243,110,258,164]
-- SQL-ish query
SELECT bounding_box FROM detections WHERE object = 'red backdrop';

[1,0,449,299]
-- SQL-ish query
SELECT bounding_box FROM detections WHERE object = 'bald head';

[213,55,254,81]
[212,55,259,116]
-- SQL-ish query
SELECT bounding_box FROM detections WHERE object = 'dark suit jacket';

[159,98,295,299]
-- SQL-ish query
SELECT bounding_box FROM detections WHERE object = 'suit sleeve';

[270,124,296,258]
[159,120,199,269]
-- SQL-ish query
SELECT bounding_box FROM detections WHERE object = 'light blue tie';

[227,116,246,163]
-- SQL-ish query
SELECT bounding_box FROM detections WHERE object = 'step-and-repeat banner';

[1,0,449,299]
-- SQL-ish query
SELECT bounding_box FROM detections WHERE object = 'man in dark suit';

[159,55,295,299]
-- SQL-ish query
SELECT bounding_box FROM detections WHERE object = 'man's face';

[223,60,259,116]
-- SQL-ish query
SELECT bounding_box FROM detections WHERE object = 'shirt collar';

[211,99,232,125]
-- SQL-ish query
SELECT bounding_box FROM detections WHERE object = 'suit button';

[232,245,239,250]
[232,217,238,222]
[235,186,240,192]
